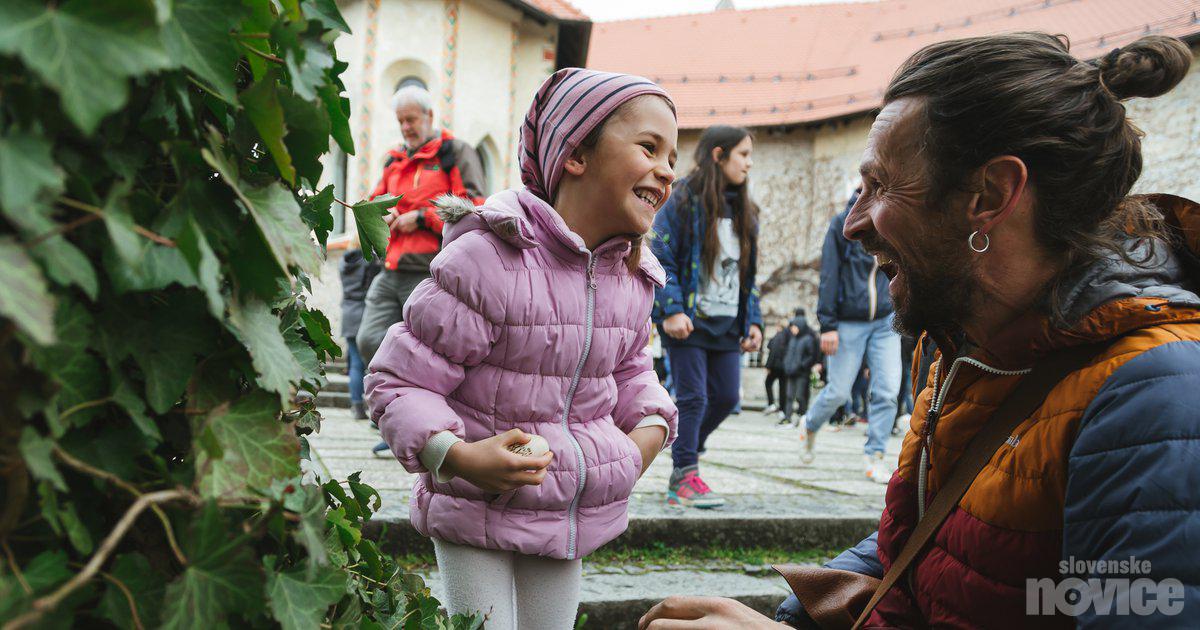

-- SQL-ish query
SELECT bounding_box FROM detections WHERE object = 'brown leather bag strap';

[850,342,1108,630]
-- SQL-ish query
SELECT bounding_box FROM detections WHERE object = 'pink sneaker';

[666,465,726,509]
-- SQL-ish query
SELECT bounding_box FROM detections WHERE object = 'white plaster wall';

[316,0,562,338]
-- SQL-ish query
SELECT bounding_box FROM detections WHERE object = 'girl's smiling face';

[560,96,678,245]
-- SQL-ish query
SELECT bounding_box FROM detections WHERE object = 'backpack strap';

[437,139,457,173]
[850,341,1113,630]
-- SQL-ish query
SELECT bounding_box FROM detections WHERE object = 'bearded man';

[640,32,1200,629]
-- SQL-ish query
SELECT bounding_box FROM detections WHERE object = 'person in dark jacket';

[651,125,764,510]
[780,310,820,426]
[339,248,381,419]
[801,190,902,484]
[763,319,791,415]
[640,33,1200,630]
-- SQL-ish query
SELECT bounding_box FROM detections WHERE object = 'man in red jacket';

[356,84,485,364]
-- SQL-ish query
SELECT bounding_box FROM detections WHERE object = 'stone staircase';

[316,360,351,408]
[307,362,896,627]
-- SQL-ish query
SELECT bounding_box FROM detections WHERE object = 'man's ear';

[971,155,1028,234]
[563,150,587,177]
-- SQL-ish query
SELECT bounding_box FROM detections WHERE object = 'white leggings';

[433,538,583,630]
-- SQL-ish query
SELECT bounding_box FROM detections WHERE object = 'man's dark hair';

[884,33,1191,319]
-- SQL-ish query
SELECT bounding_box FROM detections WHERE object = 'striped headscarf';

[519,68,675,203]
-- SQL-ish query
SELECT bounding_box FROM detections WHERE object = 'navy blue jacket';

[650,175,763,337]
[816,196,893,333]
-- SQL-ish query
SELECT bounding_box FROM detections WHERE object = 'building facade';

[310,0,588,337]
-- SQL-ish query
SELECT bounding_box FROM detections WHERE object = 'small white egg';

[507,434,550,458]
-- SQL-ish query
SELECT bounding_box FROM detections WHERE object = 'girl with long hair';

[650,125,763,509]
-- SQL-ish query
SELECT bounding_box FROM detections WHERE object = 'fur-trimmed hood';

[434,189,666,287]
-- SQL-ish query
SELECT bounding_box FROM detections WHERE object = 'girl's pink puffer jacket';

[364,188,678,560]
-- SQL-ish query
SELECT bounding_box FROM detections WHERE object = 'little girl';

[364,68,680,629]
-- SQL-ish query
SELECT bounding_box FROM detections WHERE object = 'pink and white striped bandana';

[519,68,675,203]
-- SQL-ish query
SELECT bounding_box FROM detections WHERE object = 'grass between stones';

[389,542,841,572]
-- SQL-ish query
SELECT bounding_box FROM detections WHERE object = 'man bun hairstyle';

[884,32,1192,322]
[1096,36,1193,100]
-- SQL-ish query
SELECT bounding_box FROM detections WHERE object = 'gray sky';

[569,0,878,22]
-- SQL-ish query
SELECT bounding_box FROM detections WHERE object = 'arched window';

[395,76,427,92]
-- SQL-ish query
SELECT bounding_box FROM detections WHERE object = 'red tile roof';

[521,0,589,22]
[588,0,1200,128]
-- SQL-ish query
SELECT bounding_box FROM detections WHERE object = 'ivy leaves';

[0,0,173,133]
[0,0,433,627]
[160,0,244,101]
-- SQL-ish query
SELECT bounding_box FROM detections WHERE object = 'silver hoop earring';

[968,230,990,253]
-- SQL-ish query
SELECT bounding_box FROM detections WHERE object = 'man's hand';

[442,429,553,493]
[740,324,763,353]
[639,596,785,629]
[813,363,823,374]
[820,330,839,356]
[394,210,421,233]
[663,313,693,340]
[628,425,667,475]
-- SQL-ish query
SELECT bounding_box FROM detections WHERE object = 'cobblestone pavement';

[308,390,902,524]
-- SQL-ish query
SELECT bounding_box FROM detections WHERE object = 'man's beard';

[864,212,978,339]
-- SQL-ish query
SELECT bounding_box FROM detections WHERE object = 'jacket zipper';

[867,258,879,321]
[916,357,1030,520]
[562,253,598,559]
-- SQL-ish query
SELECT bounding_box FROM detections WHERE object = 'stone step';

[365,514,876,558]
[317,390,352,409]
[323,373,350,394]
[410,563,798,629]
[325,360,348,375]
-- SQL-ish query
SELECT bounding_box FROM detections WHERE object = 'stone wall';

[1128,47,1200,201]
[672,119,871,329]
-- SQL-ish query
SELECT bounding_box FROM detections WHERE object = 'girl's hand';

[628,425,667,475]
[663,313,693,340]
[740,324,763,353]
[442,429,554,493]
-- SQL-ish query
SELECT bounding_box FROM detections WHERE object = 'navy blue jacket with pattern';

[649,175,763,336]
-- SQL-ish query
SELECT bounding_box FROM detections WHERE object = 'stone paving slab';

[308,397,900,523]
[412,564,794,604]
[409,565,798,630]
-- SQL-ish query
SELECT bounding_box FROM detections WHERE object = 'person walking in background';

[651,125,764,510]
[780,309,820,427]
[763,318,791,416]
[801,189,901,484]
[356,83,485,456]
[339,246,381,420]
[366,69,679,629]
[356,82,485,364]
